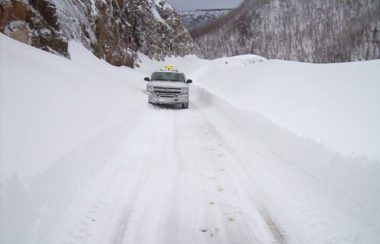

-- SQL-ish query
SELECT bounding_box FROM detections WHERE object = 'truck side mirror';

[144,77,150,81]
[186,79,193,84]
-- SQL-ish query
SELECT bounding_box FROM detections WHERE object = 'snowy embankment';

[0,34,145,180]
[1,33,380,244]
[191,55,380,161]
[0,34,146,243]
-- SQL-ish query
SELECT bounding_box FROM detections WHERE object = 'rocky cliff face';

[0,0,69,56]
[0,0,194,67]
[191,0,380,63]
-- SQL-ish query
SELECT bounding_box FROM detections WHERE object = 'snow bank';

[193,85,380,243]
[191,55,380,161]
[0,34,145,243]
[0,34,146,179]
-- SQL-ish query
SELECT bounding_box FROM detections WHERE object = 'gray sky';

[166,0,242,10]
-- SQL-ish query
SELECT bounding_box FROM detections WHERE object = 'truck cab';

[144,67,192,109]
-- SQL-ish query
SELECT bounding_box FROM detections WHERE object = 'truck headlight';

[147,86,153,93]
[182,87,189,94]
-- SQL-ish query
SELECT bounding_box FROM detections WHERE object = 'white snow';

[192,55,380,161]
[0,34,144,180]
[0,34,145,243]
[1,34,380,244]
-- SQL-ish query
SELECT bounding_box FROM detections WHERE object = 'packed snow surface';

[1,34,380,244]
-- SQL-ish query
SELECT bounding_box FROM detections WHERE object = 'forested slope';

[191,0,380,62]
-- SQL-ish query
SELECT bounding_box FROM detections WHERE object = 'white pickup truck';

[144,68,192,109]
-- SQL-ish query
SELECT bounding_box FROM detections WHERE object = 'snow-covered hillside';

[179,9,231,29]
[1,35,380,244]
[192,0,380,62]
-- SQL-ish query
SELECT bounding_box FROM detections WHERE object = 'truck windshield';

[151,72,185,82]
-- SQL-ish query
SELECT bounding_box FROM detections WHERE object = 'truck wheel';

[182,103,189,109]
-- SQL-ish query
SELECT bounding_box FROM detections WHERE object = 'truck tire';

[182,103,189,109]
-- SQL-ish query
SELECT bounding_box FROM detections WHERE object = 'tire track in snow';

[111,106,165,244]
[192,103,285,244]
[111,101,285,244]
[57,105,160,244]
[59,97,286,244]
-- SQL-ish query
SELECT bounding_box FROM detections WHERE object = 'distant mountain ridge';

[0,0,194,67]
[191,0,380,62]
[179,8,231,29]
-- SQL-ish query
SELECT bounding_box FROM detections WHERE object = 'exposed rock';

[4,20,31,44]
[125,0,194,60]
[0,0,68,57]
[0,0,194,67]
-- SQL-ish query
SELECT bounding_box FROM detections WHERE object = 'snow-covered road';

[47,95,285,244]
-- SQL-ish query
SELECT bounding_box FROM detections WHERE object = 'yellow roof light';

[164,65,174,71]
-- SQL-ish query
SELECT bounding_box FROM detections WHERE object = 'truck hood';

[149,81,188,88]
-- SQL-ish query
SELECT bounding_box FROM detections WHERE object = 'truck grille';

[153,87,182,96]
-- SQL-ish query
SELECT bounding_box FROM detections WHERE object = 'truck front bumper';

[149,93,189,105]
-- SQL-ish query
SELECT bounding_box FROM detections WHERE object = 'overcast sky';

[166,0,242,10]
